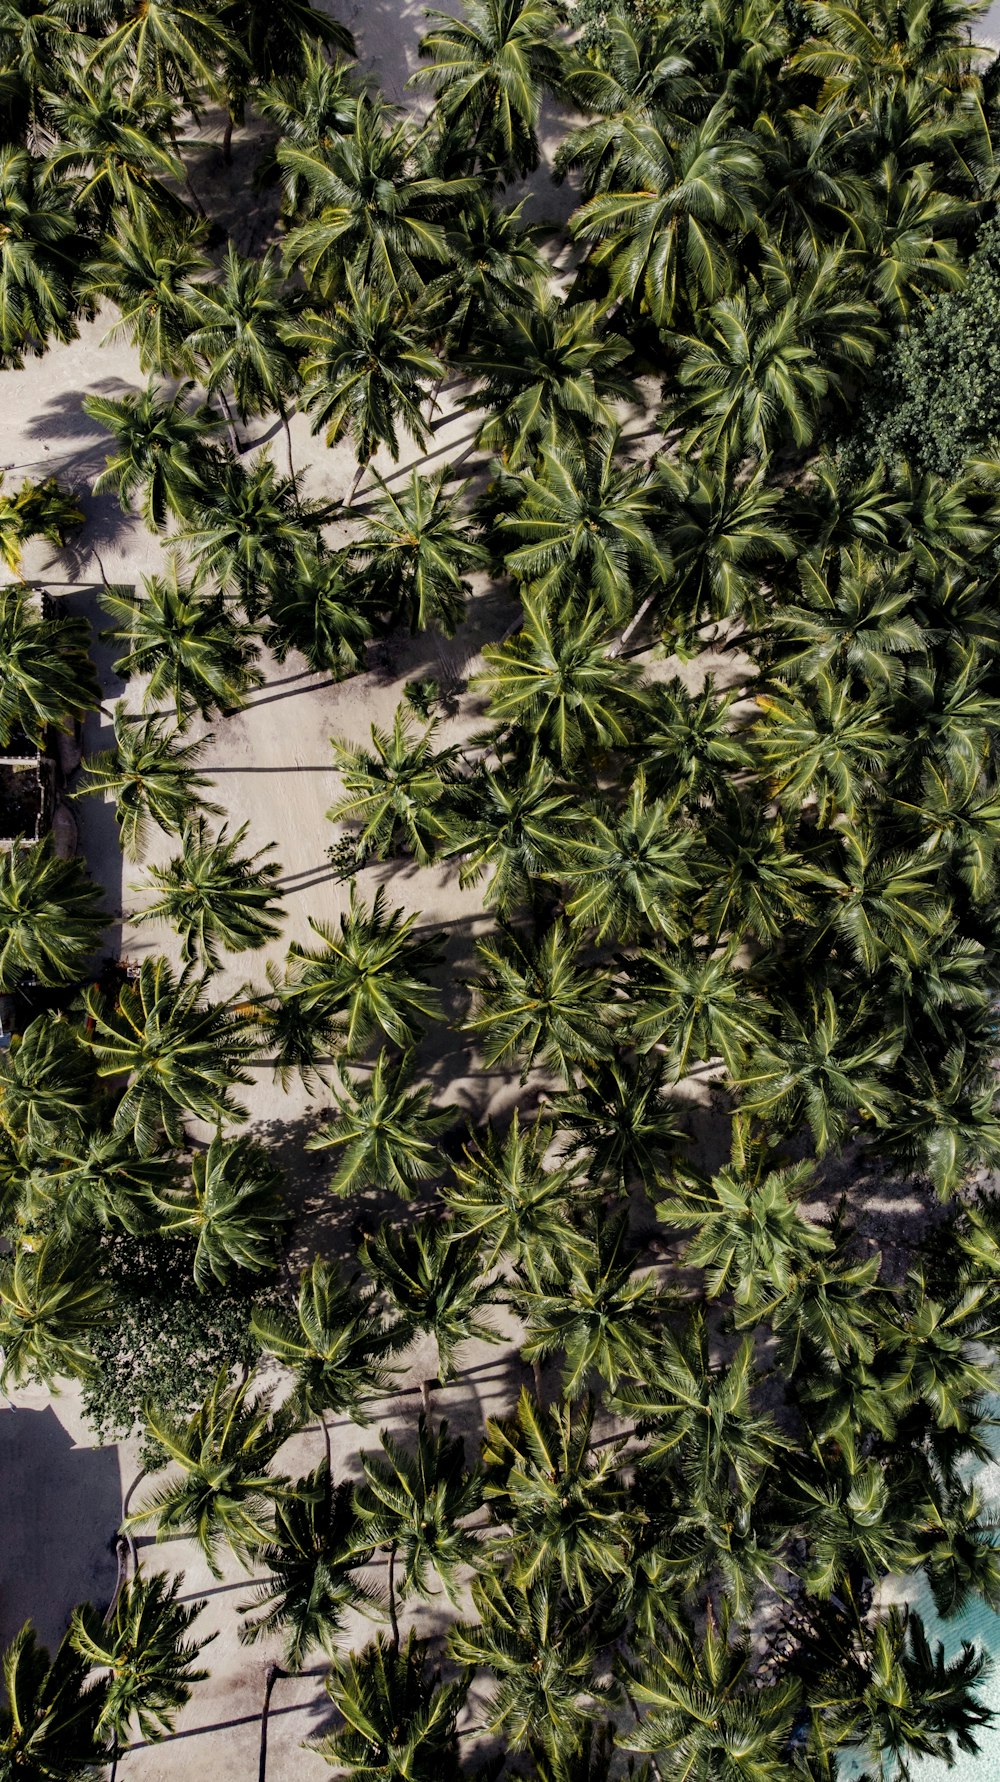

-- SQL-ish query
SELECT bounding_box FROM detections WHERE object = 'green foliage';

[69,1570,212,1747]
[0,586,99,746]
[857,218,1000,478]
[128,1367,296,1576]
[77,704,222,861]
[315,1633,468,1780]
[0,1624,107,1781]
[82,1233,266,1450]
[0,841,105,991]
[8,0,1000,1761]
[134,817,284,969]
[239,1463,375,1671]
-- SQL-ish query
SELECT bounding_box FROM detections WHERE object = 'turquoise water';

[838,1405,1000,1781]
[906,1402,1000,1781]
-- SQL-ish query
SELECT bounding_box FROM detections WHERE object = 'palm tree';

[94,0,232,104]
[252,1257,403,1431]
[441,1110,593,1278]
[570,101,763,329]
[69,1570,212,1778]
[291,276,444,497]
[0,1013,96,1152]
[639,675,755,806]
[0,840,105,990]
[81,211,210,377]
[428,192,546,353]
[127,1369,296,1578]
[412,0,566,181]
[328,711,457,865]
[612,1315,787,1500]
[448,1573,611,1762]
[624,943,772,1075]
[792,0,982,100]
[438,756,583,916]
[315,1634,468,1780]
[620,1611,801,1780]
[472,592,646,768]
[362,1215,500,1410]
[0,585,99,747]
[518,1211,662,1397]
[755,672,898,824]
[101,562,262,725]
[350,468,487,636]
[179,454,326,610]
[308,1049,449,1198]
[0,1625,107,1781]
[0,471,83,577]
[256,44,360,214]
[909,1481,1000,1620]
[42,69,186,228]
[466,287,637,465]
[187,246,303,475]
[0,1236,110,1388]
[82,955,259,1153]
[15,1124,175,1246]
[658,1148,833,1309]
[76,704,222,861]
[219,0,355,120]
[0,147,82,366]
[134,817,283,969]
[558,773,698,943]
[497,428,667,627]
[284,885,443,1056]
[263,548,371,677]
[656,449,797,631]
[667,254,882,461]
[464,921,617,1082]
[696,802,832,944]
[278,95,474,301]
[83,381,222,531]
[0,1,85,127]
[736,984,902,1154]
[356,1416,482,1615]
[240,1463,376,1670]
[146,1128,287,1289]
[839,1608,992,1780]
[482,1390,629,1602]
[550,1054,686,1192]
[767,1246,884,1375]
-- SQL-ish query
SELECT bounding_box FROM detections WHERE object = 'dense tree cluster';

[3,0,1000,1777]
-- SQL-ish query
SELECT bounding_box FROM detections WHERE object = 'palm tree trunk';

[609,588,658,659]
[109,1730,120,1782]
[428,303,475,418]
[217,390,241,456]
[319,1410,332,1475]
[278,400,296,485]
[166,120,209,221]
[346,457,369,506]
[106,1537,130,1624]
[420,1376,433,1416]
[531,1357,545,1406]
[258,1663,286,1782]
[119,1467,146,1575]
[386,1542,399,1650]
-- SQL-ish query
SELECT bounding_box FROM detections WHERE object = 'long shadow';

[275,869,341,894]
[240,679,335,711]
[0,1406,121,1650]
[127,1695,325,1749]
[208,764,333,774]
